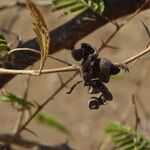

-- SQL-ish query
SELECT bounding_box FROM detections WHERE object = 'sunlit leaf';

[0,34,10,57]
[85,0,105,14]
[26,0,50,73]
[110,73,124,80]
[0,91,34,110]
[53,0,72,5]
[37,113,71,135]
[105,122,150,150]
[52,0,105,15]
[70,5,86,13]
[53,1,79,11]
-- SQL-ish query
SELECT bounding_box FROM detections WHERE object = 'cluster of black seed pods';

[71,43,120,110]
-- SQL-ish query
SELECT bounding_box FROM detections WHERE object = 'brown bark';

[0,134,72,150]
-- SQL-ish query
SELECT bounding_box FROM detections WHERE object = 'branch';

[7,72,79,145]
[0,134,72,150]
[0,65,79,75]
[132,94,141,132]
[0,0,149,88]
[115,44,150,67]
[12,72,32,134]
[0,45,149,75]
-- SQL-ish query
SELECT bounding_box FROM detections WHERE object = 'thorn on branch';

[24,128,37,137]
[32,100,40,108]
[66,80,83,94]
[57,73,65,86]
[119,63,130,72]
[141,21,150,39]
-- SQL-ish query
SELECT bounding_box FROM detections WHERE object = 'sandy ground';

[0,1,150,150]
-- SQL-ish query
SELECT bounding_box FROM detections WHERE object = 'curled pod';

[92,58,111,82]
[110,63,120,75]
[81,43,95,59]
[88,52,98,62]
[100,83,113,101]
[82,72,92,81]
[99,58,111,83]
[71,48,83,61]
[81,58,93,81]
[88,97,100,110]
[92,58,101,79]
[86,80,103,94]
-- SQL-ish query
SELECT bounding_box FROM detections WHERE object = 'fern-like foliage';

[0,91,34,110]
[26,0,50,73]
[0,34,10,57]
[52,0,105,15]
[37,113,71,136]
[105,122,150,150]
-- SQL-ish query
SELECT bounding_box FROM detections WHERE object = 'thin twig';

[133,61,150,134]
[99,100,132,150]
[132,94,141,132]
[23,75,32,100]
[115,44,150,67]
[98,0,149,52]
[132,94,141,150]
[0,0,149,88]
[9,48,72,66]
[66,80,83,94]
[0,44,149,75]
[13,72,32,134]
[49,55,72,66]
[0,134,72,149]
[0,65,79,75]
[0,1,16,10]
[8,72,79,145]
[128,59,138,69]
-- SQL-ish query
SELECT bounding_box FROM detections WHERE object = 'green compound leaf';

[85,0,105,14]
[0,91,34,110]
[70,5,86,13]
[37,113,71,136]
[53,0,73,5]
[27,0,50,73]
[52,0,105,15]
[105,122,150,150]
[0,34,11,57]
[53,1,79,11]
[105,122,131,133]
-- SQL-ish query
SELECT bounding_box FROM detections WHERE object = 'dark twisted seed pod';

[99,58,111,83]
[86,85,99,94]
[88,52,98,62]
[110,63,120,75]
[88,97,100,110]
[81,43,95,54]
[86,80,103,94]
[81,57,93,81]
[100,83,113,101]
[92,58,120,82]
[81,43,95,59]
[82,72,92,81]
[71,43,96,61]
[92,58,101,79]
[71,48,83,61]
